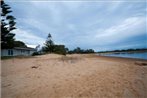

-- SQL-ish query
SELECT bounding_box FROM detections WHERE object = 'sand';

[1,54,147,98]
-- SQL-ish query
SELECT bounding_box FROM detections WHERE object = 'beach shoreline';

[94,54,147,61]
[1,54,147,98]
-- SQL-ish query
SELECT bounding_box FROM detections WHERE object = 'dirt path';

[1,54,147,98]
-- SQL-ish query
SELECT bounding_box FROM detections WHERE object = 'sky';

[5,0,147,51]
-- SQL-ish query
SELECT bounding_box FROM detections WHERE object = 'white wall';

[1,49,35,56]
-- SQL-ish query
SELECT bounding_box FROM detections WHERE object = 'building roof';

[14,47,36,51]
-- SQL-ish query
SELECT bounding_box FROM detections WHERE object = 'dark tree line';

[98,48,147,53]
[68,47,95,54]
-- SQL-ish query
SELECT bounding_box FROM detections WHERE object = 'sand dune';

[1,54,147,98]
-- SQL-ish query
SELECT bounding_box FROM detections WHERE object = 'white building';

[1,47,36,56]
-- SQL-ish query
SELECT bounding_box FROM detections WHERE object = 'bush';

[53,45,66,55]
[32,52,40,56]
[68,47,95,54]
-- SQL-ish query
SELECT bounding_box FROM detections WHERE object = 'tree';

[13,41,27,48]
[68,47,95,54]
[35,44,40,51]
[1,0,16,49]
[84,49,95,53]
[43,33,54,53]
[54,45,67,55]
[73,47,81,53]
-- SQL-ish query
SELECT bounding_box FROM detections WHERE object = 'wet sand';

[1,54,147,98]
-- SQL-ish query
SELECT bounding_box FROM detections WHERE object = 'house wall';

[1,49,35,56]
[1,49,11,56]
[14,49,28,56]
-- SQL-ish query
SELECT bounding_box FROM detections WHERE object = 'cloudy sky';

[5,0,147,51]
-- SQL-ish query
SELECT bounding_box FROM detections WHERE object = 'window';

[28,50,30,54]
[21,50,25,53]
[8,50,13,56]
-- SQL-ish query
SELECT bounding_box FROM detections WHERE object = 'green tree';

[73,47,81,53]
[43,33,54,53]
[68,47,95,54]
[14,41,27,48]
[54,45,67,55]
[1,0,17,49]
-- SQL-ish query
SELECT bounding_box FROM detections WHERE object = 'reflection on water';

[101,52,147,60]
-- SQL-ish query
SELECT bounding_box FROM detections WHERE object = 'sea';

[99,52,147,60]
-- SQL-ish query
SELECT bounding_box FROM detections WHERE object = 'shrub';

[32,52,40,56]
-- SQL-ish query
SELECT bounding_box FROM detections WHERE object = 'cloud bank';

[6,0,146,51]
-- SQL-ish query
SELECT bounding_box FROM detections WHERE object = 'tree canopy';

[1,0,17,49]
[13,41,27,48]
[68,47,95,54]
[42,33,68,55]
[43,33,55,53]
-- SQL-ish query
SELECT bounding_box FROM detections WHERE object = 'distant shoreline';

[97,49,147,53]
[93,53,147,61]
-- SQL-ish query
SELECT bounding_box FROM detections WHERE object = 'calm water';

[100,52,147,60]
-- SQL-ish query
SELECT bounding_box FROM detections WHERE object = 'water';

[100,52,147,60]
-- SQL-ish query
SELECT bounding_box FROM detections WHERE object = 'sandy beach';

[1,54,147,98]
